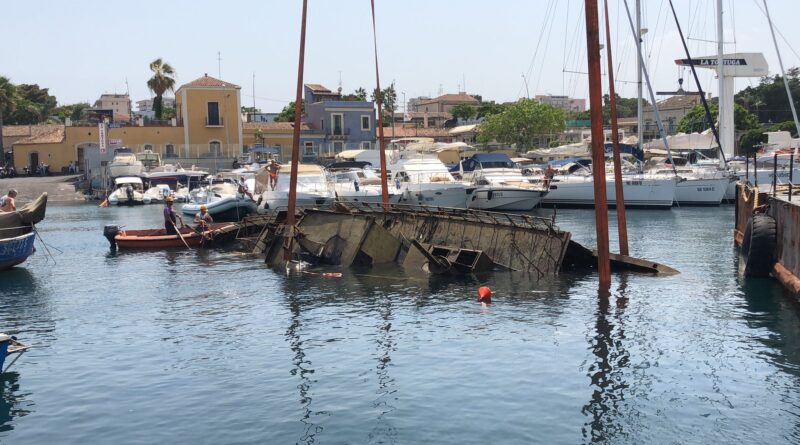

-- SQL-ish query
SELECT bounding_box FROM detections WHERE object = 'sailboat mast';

[717,0,726,162]
[604,0,629,257]
[636,0,643,149]
[585,0,612,289]
[370,0,390,207]
[763,0,800,147]
[284,0,308,261]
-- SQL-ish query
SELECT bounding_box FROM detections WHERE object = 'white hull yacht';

[455,153,549,211]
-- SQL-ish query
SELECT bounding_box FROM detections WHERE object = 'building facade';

[11,74,244,173]
[302,84,376,161]
[641,94,702,140]
[411,93,480,114]
[534,95,586,112]
[93,94,132,121]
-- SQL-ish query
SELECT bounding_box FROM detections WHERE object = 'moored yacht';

[255,164,335,213]
[455,153,548,211]
[108,147,144,178]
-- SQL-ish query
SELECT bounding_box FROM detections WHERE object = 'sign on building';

[98,123,108,153]
[109,139,122,145]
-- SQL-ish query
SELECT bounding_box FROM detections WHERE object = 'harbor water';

[1,203,799,444]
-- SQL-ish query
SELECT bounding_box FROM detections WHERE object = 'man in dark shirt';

[163,196,183,235]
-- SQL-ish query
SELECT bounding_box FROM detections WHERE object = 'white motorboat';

[456,153,549,211]
[255,164,335,213]
[136,150,162,172]
[329,163,399,205]
[107,176,148,206]
[108,148,144,178]
[538,161,678,208]
[143,184,172,204]
[390,155,468,208]
[181,183,257,221]
[146,165,209,191]
[724,153,800,200]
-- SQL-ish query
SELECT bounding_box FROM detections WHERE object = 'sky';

[3,0,800,112]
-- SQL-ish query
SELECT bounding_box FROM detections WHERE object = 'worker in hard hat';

[193,204,214,231]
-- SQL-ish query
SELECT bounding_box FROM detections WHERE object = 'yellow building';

[11,74,243,173]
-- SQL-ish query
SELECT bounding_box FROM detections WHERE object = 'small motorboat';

[0,334,30,372]
[107,177,148,206]
[103,223,237,250]
[181,183,257,221]
[0,193,48,270]
[108,147,144,178]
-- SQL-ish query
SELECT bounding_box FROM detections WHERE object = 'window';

[209,141,221,156]
[360,141,371,150]
[321,119,324,130]
[333,142,344,153]
[332,114,343,135]
[144,144,153,151]
[165,144,176,158]
[207,102,221,126]
[304,142,315,156]
[361,115,371,131]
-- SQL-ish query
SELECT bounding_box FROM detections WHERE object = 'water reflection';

[368,294,397,444]
[0,373,33,433]
[283,277,327,445]
[582,275,631,443]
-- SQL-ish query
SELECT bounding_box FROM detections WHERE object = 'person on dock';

[194,204,214,231]
[238,176,254,200]
[0,189,18,212]
[267,159,281,191]
[163,196,183,235]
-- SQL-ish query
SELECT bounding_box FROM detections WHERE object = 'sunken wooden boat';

[103,222,239,250]
[0,193,48,270]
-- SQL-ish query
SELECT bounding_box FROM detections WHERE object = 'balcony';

[205,117,225,127]
[326,127,350,140]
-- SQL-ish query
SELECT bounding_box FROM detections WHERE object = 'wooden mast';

[585,0,612,288]
[284,0,308,261]
[603,0,629,256]
[370,0,390,207]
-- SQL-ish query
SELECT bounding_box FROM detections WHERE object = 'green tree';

[372,82,397,115]
[342,87,368,102]
[0,76,17,155]
[677,102,759,133]
[274,100,305,122]
[476,99,566,149]
[146,58,176,120]
[241,106,259,113]
[476,100,506,118]
[53,102,90,122]
[450,103,477,121]
[161,106,177,120]
[254,128,265,145]
[6,84,58,124]
[735,68,800,123]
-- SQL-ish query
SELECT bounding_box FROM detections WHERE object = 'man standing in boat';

[238,176,254,200]
[266,159,281,191]
[163,196,183,235]
[0,189,17,212]
[194,204,213,231]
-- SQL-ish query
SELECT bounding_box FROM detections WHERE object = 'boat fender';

[742,214,777,277]
[478,286,492,304]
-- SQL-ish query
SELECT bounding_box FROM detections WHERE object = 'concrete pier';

[0,175,85,203]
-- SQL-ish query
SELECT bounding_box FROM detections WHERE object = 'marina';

[2,0,800,442]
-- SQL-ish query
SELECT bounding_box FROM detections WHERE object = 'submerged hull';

[541,175,677,208]
[0,232,36,270]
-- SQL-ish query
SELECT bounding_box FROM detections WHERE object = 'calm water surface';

[0,204,798,444]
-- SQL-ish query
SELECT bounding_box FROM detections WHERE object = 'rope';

[32,224,58,264]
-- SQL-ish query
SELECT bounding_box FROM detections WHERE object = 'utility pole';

[252,72,256,112]
[521,73,530,99]
[217,51,222,78]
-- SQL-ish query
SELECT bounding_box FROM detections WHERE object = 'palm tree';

[147,58,176,120]
[0,76,18,160]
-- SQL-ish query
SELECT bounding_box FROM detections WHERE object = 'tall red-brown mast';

[585,0,612,288]
[284,0,308,261]
[603,0,629,256]
[370,0,390,208]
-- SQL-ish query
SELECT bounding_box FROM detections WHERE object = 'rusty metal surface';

[769,196,800,288]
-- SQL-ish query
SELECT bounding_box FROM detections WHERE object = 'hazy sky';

[3,0,799,112]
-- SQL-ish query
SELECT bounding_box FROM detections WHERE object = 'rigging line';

[751,0,800,63]
[651,0,671,78]
[762,0,800,137]
[519,0,557,98]
[667,0,726,165]
[533,0,560,94]
[241,93,295,103]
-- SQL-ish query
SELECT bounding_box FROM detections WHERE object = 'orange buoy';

[478,286,492,304]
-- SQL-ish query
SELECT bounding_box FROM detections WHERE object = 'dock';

[735,181,800,296]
